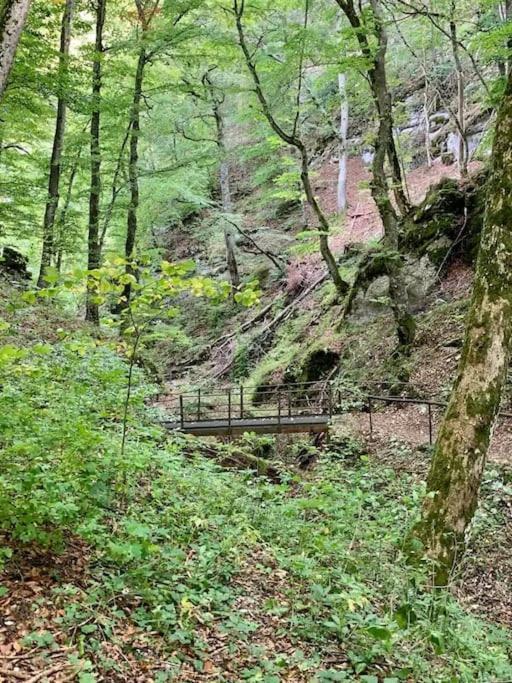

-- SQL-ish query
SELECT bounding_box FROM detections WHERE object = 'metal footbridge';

[159,382,335,437]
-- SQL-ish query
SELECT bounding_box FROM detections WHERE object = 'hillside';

[2,0,512,681]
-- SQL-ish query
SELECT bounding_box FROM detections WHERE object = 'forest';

[1,0,512,680]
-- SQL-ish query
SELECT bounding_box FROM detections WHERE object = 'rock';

[403,255,437,310]
[350,275,391,323]
[350,255,437,322]
[426,235,453,267]
[446,132,460,162]
[0,247,31,284]
[361,149,374,166]
[429,111,450,127]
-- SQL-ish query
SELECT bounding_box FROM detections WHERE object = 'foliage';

[1,329,511,679]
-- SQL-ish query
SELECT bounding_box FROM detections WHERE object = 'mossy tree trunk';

[334,0,415,350]
[414,68,512,585]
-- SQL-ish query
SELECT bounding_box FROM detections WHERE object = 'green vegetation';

[1,300,512,680]
[2,0,512,678]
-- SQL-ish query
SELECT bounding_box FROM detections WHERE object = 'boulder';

[0,247,31,284]
[403,255,437,311]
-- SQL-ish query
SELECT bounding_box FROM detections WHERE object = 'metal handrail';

[165,382,512,445]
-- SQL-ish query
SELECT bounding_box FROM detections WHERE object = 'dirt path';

[336,403,512,466]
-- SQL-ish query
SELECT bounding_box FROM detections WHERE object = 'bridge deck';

[163,414,330,437]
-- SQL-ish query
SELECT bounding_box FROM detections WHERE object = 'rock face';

[350,255,437,322]
[349,172,485,324]
[0,247,31,284]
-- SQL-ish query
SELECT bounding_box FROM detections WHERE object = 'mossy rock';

[402,173,486,267]
[404,178,466,251]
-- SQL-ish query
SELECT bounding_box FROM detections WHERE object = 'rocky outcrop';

[349,172,485,323]
[0,247,31,284]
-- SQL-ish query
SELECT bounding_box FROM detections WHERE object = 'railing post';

[240,384,244,419]
[428,402,433,445]
[278,392,282,432]
[179,395,184,429]
[288,390,292,418]
[328,382,333,418]
[197,388,201,422]
[368,397,373,435]
[228,389,232,436]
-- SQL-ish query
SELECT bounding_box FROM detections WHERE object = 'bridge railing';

[159,381,335,426]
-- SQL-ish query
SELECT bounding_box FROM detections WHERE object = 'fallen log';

[180,438,288,482]
[213,271,330,378]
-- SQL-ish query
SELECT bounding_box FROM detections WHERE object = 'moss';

[402,173,486,268]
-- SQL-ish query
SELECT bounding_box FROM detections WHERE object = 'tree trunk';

[449,17,468,177]
[337,72,348,212]
[414,68,512,585]
[334,0,415,347]
[85,0,106,325]
[423,55,433,167]
[121,45,146,308]
[0,0,31,100]
[212,93,240,290]
[37,0,74,287]
[55,144,82,272]
[299,148,349,296]
[234,0,348,299]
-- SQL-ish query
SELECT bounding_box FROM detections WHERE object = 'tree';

[233,0,349,299]
[0,0,31,100]
[204,69,240,290]
[333,0,410,217]
[334,0,415,349]
[86,0,107,325]
[337,71,348,213]
[120,0,161,309]
[413,67,512,585]
[37,0,75,287]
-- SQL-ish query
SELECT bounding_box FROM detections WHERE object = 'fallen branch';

[0,668,25,680]
[25,663,73,683]
[182,440,288,482]
[213,271,329,378]
[224,217,288,271]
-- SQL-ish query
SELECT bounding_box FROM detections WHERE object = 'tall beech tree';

[233,0,349,299]
[121,0,161,308]
[86,0,107,325]
[37,0,75,287]
[0,0,31,100]
[414,67,512,585]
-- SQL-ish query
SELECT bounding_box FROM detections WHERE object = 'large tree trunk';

[37,0,74,287]
[0,0,30,100]
[121,45,146,308]
[85,0,106,325]
[414,68,512,585]
[337,72,348,212]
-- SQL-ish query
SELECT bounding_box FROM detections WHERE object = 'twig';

[0,648,38,660]
[0,667,25,680]
[25,662,73,683]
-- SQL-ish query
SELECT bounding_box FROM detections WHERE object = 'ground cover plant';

[1,312,511,681]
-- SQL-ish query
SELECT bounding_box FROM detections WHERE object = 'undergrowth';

[0,308,511,681]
